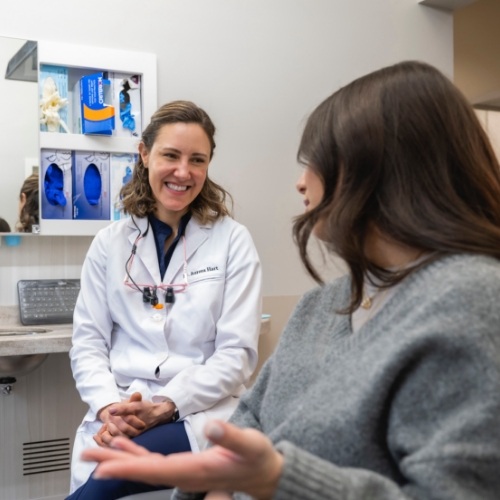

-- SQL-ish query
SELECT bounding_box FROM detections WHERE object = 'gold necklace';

[361,287,388,310]
[360,295,373,309]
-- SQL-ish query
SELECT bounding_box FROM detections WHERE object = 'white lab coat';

[69,215,262,491]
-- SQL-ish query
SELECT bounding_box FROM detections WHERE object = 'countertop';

[0,306,271,356]
[0,306,72,356]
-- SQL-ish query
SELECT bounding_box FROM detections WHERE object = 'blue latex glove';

[83,164,102,206]
[44,164,67,206]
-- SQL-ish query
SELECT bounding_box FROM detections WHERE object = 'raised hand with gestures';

[83,419,284,499]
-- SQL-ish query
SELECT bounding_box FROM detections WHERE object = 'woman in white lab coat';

[67,101,262,499]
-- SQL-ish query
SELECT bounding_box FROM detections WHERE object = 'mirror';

[0,36,38,234]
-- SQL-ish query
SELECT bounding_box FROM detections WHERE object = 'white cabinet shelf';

[40,132,141,154]
[39,218,112,237]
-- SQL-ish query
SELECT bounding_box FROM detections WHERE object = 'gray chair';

[121,489,174,499]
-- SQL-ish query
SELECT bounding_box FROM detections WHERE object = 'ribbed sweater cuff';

[274,441,345,500]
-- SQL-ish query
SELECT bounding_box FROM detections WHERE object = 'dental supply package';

[41,149,73,220]
[72,151,110,220]
[73,72,115,135]
[111,73,142,137]
[39,65,69,133]
[110,153,136,220]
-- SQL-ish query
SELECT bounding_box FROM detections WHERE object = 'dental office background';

[0,0,499,498]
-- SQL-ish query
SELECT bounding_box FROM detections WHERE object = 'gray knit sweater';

[174,254,500,499]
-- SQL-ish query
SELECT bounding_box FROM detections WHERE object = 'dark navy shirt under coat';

[148,212,192,280]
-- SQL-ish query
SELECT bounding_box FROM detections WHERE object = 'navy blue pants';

[66,421,190,500]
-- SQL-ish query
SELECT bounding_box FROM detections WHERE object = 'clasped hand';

[94,392,177,447]
[84,419,284,499]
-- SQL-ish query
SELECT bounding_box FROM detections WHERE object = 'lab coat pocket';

[182,269,225,325]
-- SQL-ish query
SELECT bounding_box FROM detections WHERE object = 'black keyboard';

[17,279,80,325]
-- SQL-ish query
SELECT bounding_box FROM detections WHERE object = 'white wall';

[0,0,454,305]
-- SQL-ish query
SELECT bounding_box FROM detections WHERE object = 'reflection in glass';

[0,217,11,232]
[0,36,38,233]
[15,173,39,233]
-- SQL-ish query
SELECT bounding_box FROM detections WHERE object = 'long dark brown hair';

[120,100,232,223]
[16,173,39,233]
[294,60,500,313]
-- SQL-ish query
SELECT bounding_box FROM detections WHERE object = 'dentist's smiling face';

[140,122,211,227]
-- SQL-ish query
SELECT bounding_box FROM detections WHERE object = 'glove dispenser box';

[72,151,110,220]
[41,149,73,220]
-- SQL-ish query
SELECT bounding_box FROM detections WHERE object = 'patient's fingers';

[83,436,151,462]
[204,420,272,462]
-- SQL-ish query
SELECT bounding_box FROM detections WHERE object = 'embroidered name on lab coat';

[190,266,219,276]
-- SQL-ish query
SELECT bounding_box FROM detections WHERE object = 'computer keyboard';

[17,279,81,325]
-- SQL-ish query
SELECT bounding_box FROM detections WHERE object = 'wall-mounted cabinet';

[36,40,157,236]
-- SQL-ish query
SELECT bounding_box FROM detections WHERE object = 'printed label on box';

[75,72,115,135]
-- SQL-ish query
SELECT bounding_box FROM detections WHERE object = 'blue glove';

[44,163,67,206]
[83,163,102,206]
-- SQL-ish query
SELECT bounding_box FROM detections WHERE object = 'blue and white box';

[73,72,115,135]
[110,153,136,220]
[72,151,110,220]
[41,149,73,220]
[111,73,142,137]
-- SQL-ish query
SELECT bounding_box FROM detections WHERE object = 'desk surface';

[0,305,73,355]
[0,306,271,356]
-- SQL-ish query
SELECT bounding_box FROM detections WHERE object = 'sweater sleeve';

[273,440,405,499]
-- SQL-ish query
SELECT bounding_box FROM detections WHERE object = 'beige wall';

[485,111,500,159]
[249,295,301,384]
[476,109,500,160]
[454,0,500,103]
